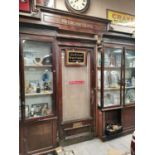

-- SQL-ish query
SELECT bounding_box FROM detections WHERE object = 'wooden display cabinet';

[19,34,58,155]
[97,31,135,140]
[19,5,111,152]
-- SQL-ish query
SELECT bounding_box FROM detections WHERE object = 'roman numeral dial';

[65,0,90,13]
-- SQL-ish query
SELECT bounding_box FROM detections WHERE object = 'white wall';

[56,0,134,18]
[55,0,135,33]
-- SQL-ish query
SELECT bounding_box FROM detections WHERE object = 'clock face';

[65,0,90,13]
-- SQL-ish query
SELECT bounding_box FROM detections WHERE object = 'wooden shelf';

[124,104,135,108]
[102,106,123,112]
[25,91,53,97]
[64,124,91,131]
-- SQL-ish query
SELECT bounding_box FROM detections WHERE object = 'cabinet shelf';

[25,65,52,68]
[124,104,135,108]
[125,67,135,69]
[25,91,53,97]
[101,106,123,112]
[104,87,120,91]
[125,86,135,89]
[104,67,121,70]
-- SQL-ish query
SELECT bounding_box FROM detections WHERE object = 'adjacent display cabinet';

[19,34,58,155]
[97,31,135,140]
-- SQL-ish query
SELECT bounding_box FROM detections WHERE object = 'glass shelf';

[104,87,121,91]
[25,91,53,97]
[125,86,135,89]
[25,65,52,68]
[104,67,121,70]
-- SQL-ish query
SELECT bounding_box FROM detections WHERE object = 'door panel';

[61,50,91,122]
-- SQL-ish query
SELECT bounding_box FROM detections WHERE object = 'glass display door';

[21,39,55,120]
[102,47,123,108]
[124,49,135,105]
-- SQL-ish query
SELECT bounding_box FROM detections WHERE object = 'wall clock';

[65,0,90,13]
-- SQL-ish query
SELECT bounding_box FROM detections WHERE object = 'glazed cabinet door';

[101,47,123,108]
[19,34,57,155]
[124,48,135,105]
[21,39,55,120]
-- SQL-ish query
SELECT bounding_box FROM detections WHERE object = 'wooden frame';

[58,44,96,143]
[65,49,87,66]
[19,33,58,154]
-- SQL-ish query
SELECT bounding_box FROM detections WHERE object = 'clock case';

[65,0,90,14]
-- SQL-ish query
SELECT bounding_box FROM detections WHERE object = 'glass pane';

[125,50,135,105]
[62,50,91,122]
[104,48,122,67]
[23,40,53,119]
[103,48,122,108]
[98,70,101,89]
[104,70,121,89]
[98,51,101,67]
[104,90,120,107]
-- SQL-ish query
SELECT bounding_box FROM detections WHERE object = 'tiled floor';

[64,134,132,155]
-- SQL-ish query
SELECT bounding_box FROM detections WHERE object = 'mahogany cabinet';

[19,34,58,155]
[97,31,135,140]
[19,4,111,153]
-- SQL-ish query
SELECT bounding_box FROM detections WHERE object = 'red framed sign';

[19,0,31,12]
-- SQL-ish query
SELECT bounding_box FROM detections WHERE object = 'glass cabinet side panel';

[98,91,101,107]
[22,40,54,119]
[103,48,122,108]
[98,51,101,67]
[125,50,135,105]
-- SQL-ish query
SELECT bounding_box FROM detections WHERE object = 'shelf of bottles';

[103,48,123,108]
[124,49,135,105]
[22,40,54,120]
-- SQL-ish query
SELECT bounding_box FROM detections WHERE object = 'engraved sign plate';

[73,122,83,128]
[66,49,87,66]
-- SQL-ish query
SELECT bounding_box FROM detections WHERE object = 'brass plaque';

[73,122,83,128]
[65,49,87,66]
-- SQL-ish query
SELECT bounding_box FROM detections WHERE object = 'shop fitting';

[19,5,135,155]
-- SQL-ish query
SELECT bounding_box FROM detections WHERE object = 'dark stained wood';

[19,32,58,155]
[20,7,110,35]
[24,117,57,155]
[19,7,111,154]
[58,45,96,143]
[122,106,135,130]
[97,31,135,141]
